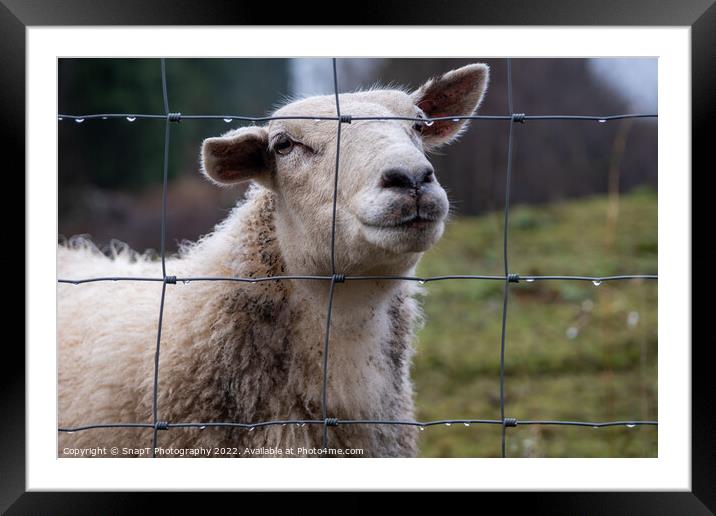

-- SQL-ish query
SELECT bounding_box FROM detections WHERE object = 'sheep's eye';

[274,135,294,155]
[413,113,425,134]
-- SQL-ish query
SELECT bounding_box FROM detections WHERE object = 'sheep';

[58,62,489,458]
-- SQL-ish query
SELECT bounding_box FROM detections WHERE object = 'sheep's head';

[201,63,489,276]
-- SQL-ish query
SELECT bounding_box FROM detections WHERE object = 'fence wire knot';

[511,113,526,123]
[339,114,352,124]
[154,421,170,430]
[332,274,346,283]
[324,418,339,427]
[167,112,182,122]
[164,275,177,284]
[503,418,518,427]
[508,273,520,283]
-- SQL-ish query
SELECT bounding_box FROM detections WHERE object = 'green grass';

[413,189,657,457]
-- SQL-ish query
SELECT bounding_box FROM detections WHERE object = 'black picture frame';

[5,0,708,510]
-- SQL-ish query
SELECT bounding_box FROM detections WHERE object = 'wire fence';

[57,58,658,458]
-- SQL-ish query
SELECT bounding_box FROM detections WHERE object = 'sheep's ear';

[201,126,274,186]
[411,63,489,149]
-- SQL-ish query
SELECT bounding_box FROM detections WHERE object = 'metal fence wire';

[57,58,658,458]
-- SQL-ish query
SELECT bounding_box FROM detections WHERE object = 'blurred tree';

[58,58,290,219]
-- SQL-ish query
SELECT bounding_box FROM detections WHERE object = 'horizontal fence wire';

[57,58,658,458]
[59,419,658,433]
[58,114,657,123]
[57,274,658,285]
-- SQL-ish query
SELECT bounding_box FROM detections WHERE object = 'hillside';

[414,189,657,457]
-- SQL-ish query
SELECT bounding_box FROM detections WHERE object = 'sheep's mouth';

[389,215,438,229]
[364,215,440,230]
[357,210,446,253]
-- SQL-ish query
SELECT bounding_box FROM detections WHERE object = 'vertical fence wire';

[330,57,342,277]
[150,58,173,457]
[151,281,168,455]
[56,58,659,458]
[160,58,170,278]
[320,58,345,449]
[321,277,338,448]
[499,58,517,458]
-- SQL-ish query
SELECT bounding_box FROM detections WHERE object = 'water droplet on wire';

[424,119,434,127]
[249,426,255,432]
[598,119,606,123]
[75,118,85,124]
[199,425,206,430]
[592,280,602,286]
[464,423,470,427]
[418,280,426,285]
[419,426,425,431]
[445,422,451,427]
[223,118,232,123]
[525,278,535,283]
[452,118,460,123]
[126,116,136,122]
[626,424,636,428]
[57,117,63,121]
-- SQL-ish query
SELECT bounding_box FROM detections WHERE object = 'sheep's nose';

[380,166,434,191]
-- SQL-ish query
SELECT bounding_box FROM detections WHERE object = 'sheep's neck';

[289,264,408,355]
[245,190,414,418]
[270,200,414,363]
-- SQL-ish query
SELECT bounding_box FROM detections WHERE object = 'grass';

[412,189,657,457]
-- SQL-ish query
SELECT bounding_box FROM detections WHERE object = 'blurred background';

[58,58,657,458]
